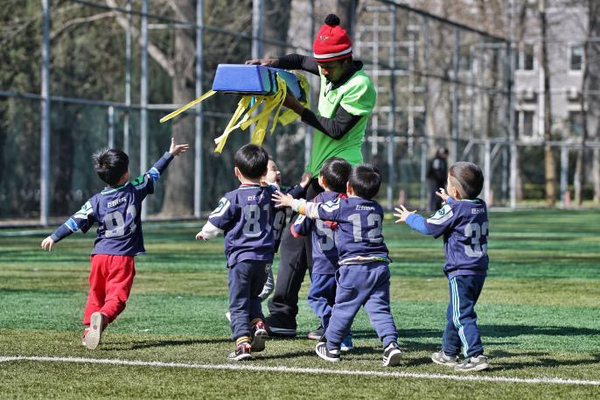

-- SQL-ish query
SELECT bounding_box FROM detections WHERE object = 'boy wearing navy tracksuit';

[41,138,189,350]
[290,157,353,350]
[196,144,278,361]
[395,161,490,372]
[275,164,402,367]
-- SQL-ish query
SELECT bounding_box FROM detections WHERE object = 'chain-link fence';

[1,0,598,225]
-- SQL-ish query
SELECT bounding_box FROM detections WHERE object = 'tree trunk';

[539,0,557,206]
[160,0,196,217]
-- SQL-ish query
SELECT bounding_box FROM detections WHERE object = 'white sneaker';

[85,312,106,350]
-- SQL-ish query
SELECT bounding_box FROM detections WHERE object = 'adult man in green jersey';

[246,14,376,338]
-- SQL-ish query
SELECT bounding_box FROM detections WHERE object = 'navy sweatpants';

[325,262,398,350]
[443,274,486,358]
[228,260,269,341]
[307,273,336,330]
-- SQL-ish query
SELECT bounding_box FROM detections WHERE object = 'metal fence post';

[124,0,132,155]
[194,0,204,218]
[40,0,51,226]
[387,7,396,210]
[140,0,148,220]
[560,144,568,208]
[108,106,115,148]
[451,27,460,162]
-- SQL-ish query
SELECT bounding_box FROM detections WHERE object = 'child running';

[394,161,490,372]
[196,144,276,361]
[41,138,189,350]
[290,157,354,351]
[274,164,402,367]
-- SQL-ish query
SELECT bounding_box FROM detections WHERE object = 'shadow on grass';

[487,350,600,371]
[118,337,231,351]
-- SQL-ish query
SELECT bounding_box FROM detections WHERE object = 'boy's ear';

[234,167,241,178]
[346,181,353,195]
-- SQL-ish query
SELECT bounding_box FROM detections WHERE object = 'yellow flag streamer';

[160,71,310,153]
[159,90,216,123]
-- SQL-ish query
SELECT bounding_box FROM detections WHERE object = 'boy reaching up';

[394,161,490,372]
[41,138,189,350]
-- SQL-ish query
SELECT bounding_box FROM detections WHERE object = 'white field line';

[1,356,599,387]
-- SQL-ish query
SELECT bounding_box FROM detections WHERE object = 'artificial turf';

[0,209,599,399]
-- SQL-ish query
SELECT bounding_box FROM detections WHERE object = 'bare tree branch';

[50,12,114,41]
[104,0,175,78]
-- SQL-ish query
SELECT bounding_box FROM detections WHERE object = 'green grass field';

[1,209,600,399]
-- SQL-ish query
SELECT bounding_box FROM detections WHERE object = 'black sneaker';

[315,341,340,363]
[250,320,268,353]
[227,342,252,361]
[307,326,324,340]
[454,355,490,372]
[382,342,402,367]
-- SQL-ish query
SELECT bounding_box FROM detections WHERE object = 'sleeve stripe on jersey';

[294,215,307,226]
[73,201,93,220]
[65,218,79,232]
[133,175,149,191]
[290,224,304,239]
[426,206,454,225]
[148,167,160,182]
[322,199,341,213]
[210,198,231,218]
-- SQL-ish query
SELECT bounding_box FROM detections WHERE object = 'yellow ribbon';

[160,71,310,153]
[159,90,216,123]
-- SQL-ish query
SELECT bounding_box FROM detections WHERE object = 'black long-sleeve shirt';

[277,54,363,140]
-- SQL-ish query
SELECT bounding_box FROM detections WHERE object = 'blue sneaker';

[340,334,353,352]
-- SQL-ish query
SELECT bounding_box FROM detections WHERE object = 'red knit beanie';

[313,14,353,62]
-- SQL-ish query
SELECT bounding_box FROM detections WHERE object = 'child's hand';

[394,205,416,223]
[272,191,294,208]
[41,236,55,251]
[436,187,449,202]
[195,231,209,241]
[169,137,190,156]
[299,172,312,188]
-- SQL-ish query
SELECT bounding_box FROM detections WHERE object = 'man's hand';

[393,205,416,223]
[436,188,450,202]
[245,58,278,67]
[169,137,190,156]
[195,231,209,241]
[299,172,313,188]
[283,91,304,115]
[41,236,55,251]
[272,191,294,208]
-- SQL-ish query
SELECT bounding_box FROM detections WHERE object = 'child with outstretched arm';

[290,157,354,351]
[274,164,402,367]
[394,161,490,372]
[41,138,189,350]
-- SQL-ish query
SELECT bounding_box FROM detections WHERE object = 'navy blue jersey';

[291,191,342,275]
[50,153,174,256]
[424,198,489,278]
[208,183,277,266]
[303,196,389,266]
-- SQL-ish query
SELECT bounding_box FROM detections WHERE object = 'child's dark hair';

[92,148,129,186]
[234,144,269,180]
[320,157,351,193]
[349,164,381,200]
[449,162,484,199]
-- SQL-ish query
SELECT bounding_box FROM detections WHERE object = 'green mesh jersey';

[306,68,376,175]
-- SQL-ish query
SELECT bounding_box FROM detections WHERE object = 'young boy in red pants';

[41,138,188,349]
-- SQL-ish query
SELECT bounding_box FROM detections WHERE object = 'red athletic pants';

[84,254,136,325]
